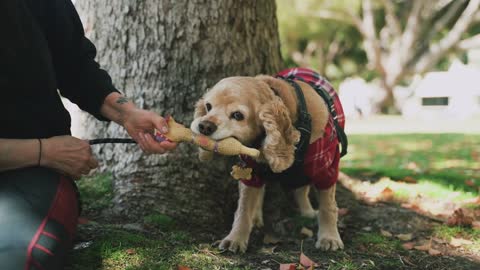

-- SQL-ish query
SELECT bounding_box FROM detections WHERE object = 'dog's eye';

[206,103,212,112]
[231,111,244,121]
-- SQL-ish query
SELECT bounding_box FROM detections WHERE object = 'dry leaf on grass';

[300,252,318,268]
[472,221,480,230]
[402,176,418,184]
[263,233,281,245]
[125,249,136,255]
[396,233,413,241]
[338,208,349,216]
[300,227,314,238]
[380,229,393,237]
[450,237,473,247]
[428,248,442,256]
[177,266,191,270]
[413,243,430,251]
[446,208,474,227]
[380,187,394,201]
[279,264,296,270]
[465,179,476,187]
[402,242,415,250]
[260,246,277,254]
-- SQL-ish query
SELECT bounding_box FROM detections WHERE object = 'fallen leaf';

[401,203,420,211]
[432,237,447,244]
[396,233,413,241]
[465,179,476,187]
[126,248,136,255]
[446,208,474,227]
[402,176,418,184]
[177,266,191,270]
[362,226,372,231]
[263,233,281,244]
[338,208,349,216]
[402,242,415,250]
[406,162,420,171]
[279,264,296,270]
[260,246,277,254]
[300,227,314,238]
[380,229,392,237]
[428,248,441,256]
[300,252,318,267]
[472,221,480,230]
[380,187,394,201]
[450,237,473,247]
[414,243,430,251]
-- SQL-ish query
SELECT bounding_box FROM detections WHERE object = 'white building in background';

[402,61,480,120]
[338,77,383,118]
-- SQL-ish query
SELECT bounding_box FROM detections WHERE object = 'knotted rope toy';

[154,116,260,159]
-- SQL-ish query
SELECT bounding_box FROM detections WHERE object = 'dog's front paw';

[219,235,248,253]
[315,233,344,251]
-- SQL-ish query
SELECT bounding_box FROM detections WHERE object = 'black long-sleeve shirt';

[0,0,119,139]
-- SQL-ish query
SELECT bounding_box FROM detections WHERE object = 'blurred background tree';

[278,0,480,113]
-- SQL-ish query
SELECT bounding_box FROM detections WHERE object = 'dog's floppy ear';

[194,98,207,118]
[258,96,300,173]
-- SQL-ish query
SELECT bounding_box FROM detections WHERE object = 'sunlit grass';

[341,133,480,197]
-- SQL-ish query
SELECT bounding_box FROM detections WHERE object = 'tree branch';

[379,0,402,36]
[309,9,365,35]
[414,0,480,73]
[456,34,480,50]
[361,0,385,76]
[426,0,466,42]
[399,1,424,64]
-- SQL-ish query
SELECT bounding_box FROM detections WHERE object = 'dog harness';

[240,67,347,190]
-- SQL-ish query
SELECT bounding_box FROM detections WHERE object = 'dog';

[190,68,347,253]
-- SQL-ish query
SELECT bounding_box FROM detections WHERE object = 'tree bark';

[75,0,282,228]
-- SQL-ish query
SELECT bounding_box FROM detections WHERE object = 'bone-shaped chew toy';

[154,116,260,158]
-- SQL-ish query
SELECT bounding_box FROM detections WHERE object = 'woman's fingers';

[141,133,167,154]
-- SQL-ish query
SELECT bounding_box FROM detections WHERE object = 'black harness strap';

[283,78,312,164]
[283,75,348,158]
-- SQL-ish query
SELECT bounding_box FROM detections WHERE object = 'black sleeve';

[45,0,120,121]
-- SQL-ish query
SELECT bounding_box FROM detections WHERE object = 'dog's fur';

[190,75,344,253]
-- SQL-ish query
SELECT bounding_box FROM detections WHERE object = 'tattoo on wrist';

[116,97,129,105]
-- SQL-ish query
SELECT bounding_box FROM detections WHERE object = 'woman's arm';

[0,139,40,172]
[0,137,98,179]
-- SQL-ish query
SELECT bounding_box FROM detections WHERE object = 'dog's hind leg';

[314,184,344,251]
[294,185,317,218]
[219,183,264,253]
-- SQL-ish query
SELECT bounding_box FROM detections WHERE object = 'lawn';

[342,133,480,198]
[68,133,480,270]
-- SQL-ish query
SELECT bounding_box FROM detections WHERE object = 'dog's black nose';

[198,120,217,136]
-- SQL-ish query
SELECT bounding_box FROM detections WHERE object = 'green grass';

[341,133,480,196]
[71,227,250,270]
[77,173,114,212]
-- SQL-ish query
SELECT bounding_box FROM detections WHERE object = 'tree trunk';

[75,0,282,228]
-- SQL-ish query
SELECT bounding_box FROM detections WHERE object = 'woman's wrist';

[100,92,137,125]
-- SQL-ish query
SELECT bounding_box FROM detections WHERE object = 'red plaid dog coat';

[240,68,346,190]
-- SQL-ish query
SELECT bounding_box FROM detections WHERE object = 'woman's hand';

[122,108,177,154]
[41,136,98,180]
[100,92,177,154]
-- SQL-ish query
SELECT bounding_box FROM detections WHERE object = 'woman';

[0,0,176,269]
